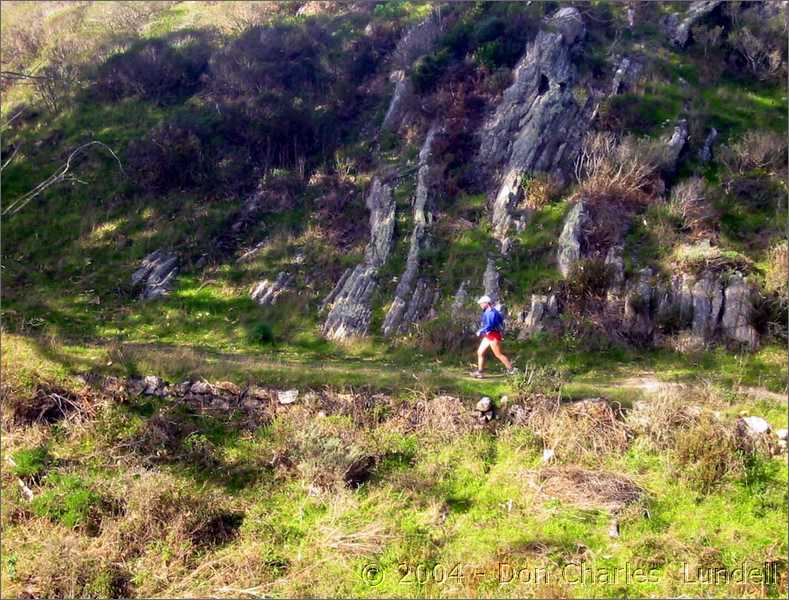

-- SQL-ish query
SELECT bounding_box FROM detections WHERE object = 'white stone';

[278,389,299,405]
[777,428,788,441]
[742,416,771,435]
[542,448,555,462]
[476,397,492,413]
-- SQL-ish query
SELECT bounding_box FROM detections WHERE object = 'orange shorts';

[484,331,502,342]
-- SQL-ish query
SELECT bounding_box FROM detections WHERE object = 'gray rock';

[740,415,771,435]
[624,268,656,338]
[605,245,625,296]
[691,272,724,341]
[131,250,178,300]
[277,389,299,405]
[323,178,396,339]
[451,280,470,312]
[392,9,443,69]
[664,0,724,47]
[698,128,718,163]
[141,375,165,396]
[721,274,758,348]
[549,6,586,45]
[250,271,293,306]
[476,397,492,413]
[382,124,441,336]
[518,294,560,340]
[191,381,214,395]
[557,201,588,278]
[663,119,688,172]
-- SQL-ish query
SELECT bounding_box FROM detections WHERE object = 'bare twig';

[2,141,125,217]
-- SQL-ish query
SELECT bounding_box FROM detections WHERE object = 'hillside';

[1,1,788,598]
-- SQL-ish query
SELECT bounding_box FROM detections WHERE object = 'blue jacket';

[478,306,504,336]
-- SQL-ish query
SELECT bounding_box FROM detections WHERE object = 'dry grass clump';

[720,130,787,174]
[668,177,718,237]
[574,132,662,205]
[271,407,379,489]
[673,414,745,493]
[626,388,703,450]
[390,394,478,441]
[535,467,646,512]
[765,240,788,298]
[510,397,632,462]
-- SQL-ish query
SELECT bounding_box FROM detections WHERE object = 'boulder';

[739,415,771,435]
[141,375,166,396]
[381,70,413,132]
[698,128,718,163]
[691,272,724,341]
[476,397,492,413]
[777,428,788,441]
[131,250,178,300]
[662,119,688,172]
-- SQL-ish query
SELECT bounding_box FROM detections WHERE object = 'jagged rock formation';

[517,294,560,340]
[382,124,441,336]
[451,280,470,312]
[131,250,178,300]
[322,178,396,339]
[483,258,500,301]
[478,7,593,250]
[663,0,724,47]
[250,272,293,306]
[610,56,642,96]
[557,201,588,278]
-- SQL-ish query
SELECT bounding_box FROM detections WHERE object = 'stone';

[476,397,492,413]
[245,385,269,401]
[624,268,656,339]
[451,280,470,312]
[741,416,771,435]
[323,177,396,339]
[550,6,586,45]
[381,70,413,132]
[542,448,556,462]
[691,272,724,341]
[278,389,299,405]
[721,274,758,348]
[131,250,178,300]
[214,381,241,396]
[141,375,165,396]
[777,429,788,441]
[190,381,213,395]
[608,518,620,538]
[557,201,588,278]
[250,271,293,306]
[483,258,500,301]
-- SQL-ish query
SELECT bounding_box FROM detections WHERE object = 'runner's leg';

[489,339,512,370]
[477,337,491,372]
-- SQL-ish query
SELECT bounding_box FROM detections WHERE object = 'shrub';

[674,415,743,494]
[765,240,788,298]
[249,321,275,345]
[94,31,213,104]
[597,94,676,135]
[565,259,614,304]
[719,130,788,175]
[126,123,206,193]
[10,445,51,480]
[31,474,103,531]
[728,16,787,82]
[410,48,451,93]
[412,313,471,355]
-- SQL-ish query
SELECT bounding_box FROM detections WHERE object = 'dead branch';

[2,141,125,217]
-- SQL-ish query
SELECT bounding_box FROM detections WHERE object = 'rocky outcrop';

[610,56,642,96]
[663,0,724,47]
[250,271,293,306]
[479,7,593,249]
[557,201,588,278]
[131,250,178,300]
[451,280,470,312]
[322,178,396,339]
[517,294,560,340]
[483,258,500,301]
[382,124,441,336]
[720,274,758,348]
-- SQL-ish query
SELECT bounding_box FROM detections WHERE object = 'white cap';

[477,295,492,305]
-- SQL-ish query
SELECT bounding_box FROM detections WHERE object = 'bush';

[249,321,275,345]
[412,313,471,355]
[410,48,451,93]
[598,93,677,135]
[10,445,51,480]
[31,474,103,531]
[126,123,206,193]
[565,259,614,304]
[674,415,743,494]
[94,30,213,104]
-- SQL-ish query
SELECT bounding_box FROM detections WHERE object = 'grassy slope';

[1,1,787,598]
